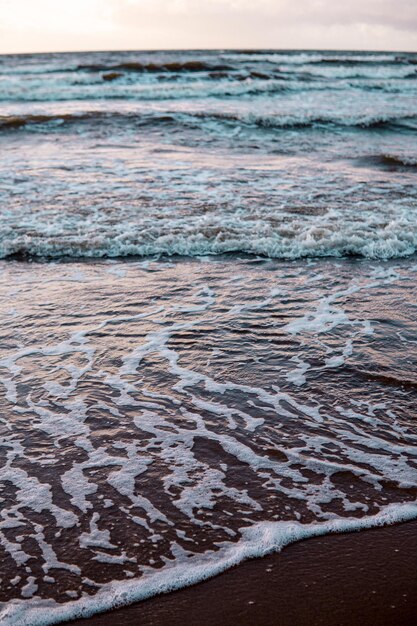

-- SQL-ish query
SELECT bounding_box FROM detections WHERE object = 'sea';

[0,49,417,624]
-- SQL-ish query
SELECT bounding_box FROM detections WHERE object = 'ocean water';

[0,49,417,624]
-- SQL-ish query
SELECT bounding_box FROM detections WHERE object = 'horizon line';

[1,45,416,57]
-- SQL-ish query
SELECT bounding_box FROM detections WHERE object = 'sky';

[0,0,416,54]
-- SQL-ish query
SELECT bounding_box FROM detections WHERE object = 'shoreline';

[64,520,417,626]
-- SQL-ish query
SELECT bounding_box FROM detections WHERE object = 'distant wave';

[2,110,417,133]
[224,51,414,64]
[77,60,234,73]
[0,78,304,103]
[2,76,417,104]
[0,111,178,130]
[0,63,415,104]
[355,154,417,169]
[72,62,417,83]
[0,113,78,129]
[194,111,417,130]
[3,51,416,76]
[1,53,416,86]
[309,56,416,66]
[0,60,233,76]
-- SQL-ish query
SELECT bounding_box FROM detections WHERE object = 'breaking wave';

[2,207,417,261]
[2,109,417,132]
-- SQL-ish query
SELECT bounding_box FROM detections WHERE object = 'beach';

[0,49,416,625]
[66,519,417,626]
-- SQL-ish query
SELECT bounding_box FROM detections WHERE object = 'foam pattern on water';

[1,111,416,261]
[0,257,416,624]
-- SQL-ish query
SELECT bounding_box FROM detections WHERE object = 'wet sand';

[65,520,417,626]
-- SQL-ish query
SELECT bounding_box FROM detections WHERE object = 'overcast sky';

[0,0,416,54]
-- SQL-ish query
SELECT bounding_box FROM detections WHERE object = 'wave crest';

[2,208,416,261]
[2,110,417,133]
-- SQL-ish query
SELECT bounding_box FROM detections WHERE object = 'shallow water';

[1,257,417,623]
[0,49,417,624]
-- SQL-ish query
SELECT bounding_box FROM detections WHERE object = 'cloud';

[0,0,416,53]
[114,0,417,33]
[104,0,417,52]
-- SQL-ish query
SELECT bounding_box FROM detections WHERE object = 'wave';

[194,111,417,130]
[2,206,417,261]
[0,77,305,103]
[354,154,417,169]
[0,59,234,76]
[312,69,417,80]
[309,55,417,66]
[226,51,412,64]
[1,62,415,104]
[2,50,414,69]
[0,113,79,129]
[2,109,417,133]
[1,52,416,86]
[77,60,234,74]
[2,77,416,104]
[0,111,179,130]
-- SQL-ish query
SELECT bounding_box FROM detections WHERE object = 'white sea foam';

[1,503,416,626]
[0,204,416,260]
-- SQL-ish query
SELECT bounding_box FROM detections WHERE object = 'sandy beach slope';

[65,520,417,626]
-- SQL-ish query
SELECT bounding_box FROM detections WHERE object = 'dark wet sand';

[65,520,417,626]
